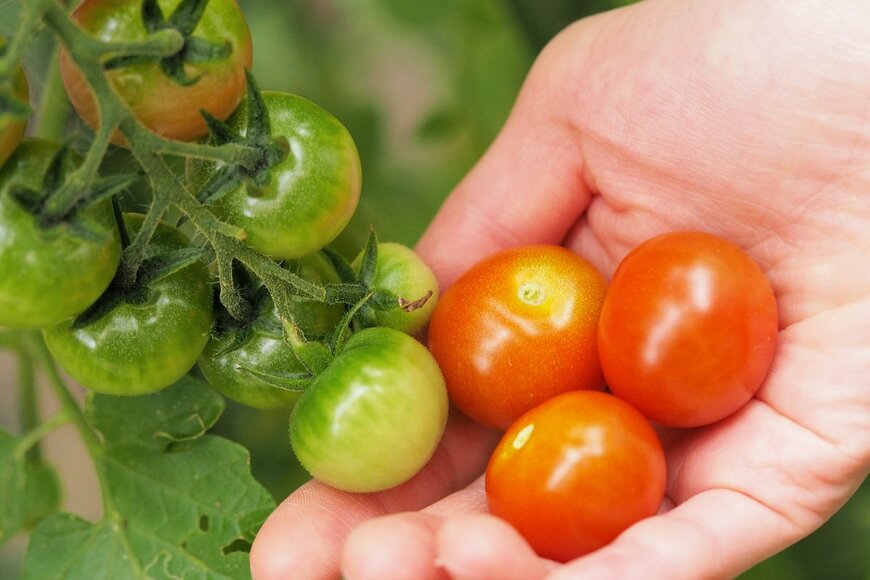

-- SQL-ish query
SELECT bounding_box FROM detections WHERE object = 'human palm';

[251,0,870,578]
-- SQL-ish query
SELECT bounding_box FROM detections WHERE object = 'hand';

[251,0,870,577]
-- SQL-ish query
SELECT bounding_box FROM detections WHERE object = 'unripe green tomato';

[189,92,361,259]
[290,327,448,493]
[44,214,213,395]
[198,299,308,411]
[352,243,439,335]
[0,139,120,328]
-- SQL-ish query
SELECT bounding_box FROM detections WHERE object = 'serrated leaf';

[24,377,275,579]
[0,428,61,545]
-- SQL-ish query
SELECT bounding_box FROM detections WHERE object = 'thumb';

[415,21,599,288]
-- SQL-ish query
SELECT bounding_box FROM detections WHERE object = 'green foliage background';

[1,0,867,577]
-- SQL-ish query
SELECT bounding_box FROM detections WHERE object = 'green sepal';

[321,248,358,284]
[201,109,240,146]
[233,364,313,393]
[182,36,231,64]
[167,0,210,36]
[196,163,244,204]
[356,227,380,287]
[141,0,168,34]
[160,54,203,86]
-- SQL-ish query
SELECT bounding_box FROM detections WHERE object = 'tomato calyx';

[72,239,209,330]
[195,71,288,204]
[104,0,232,87]
[6,142,136,230]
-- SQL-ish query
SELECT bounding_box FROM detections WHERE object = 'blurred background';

[1,0,868,577]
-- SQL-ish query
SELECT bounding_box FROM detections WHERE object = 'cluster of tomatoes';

[427,234,778,561]
[0,1,453,495]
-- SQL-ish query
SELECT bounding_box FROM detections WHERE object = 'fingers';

[548,488,800,580]
[250,411,500,580]
[436,514,553,580]
[342,513,450,580]
[415,23,600,288]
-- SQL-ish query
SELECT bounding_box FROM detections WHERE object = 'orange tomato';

[427,245,606,429]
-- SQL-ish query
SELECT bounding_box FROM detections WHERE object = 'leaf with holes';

[22,376,275,580]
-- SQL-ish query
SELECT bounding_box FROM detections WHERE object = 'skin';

[251,0,870,578]
[428,245,606,429]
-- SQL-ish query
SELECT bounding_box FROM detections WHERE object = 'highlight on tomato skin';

[598,230,779,428]
[427,244,607,430]
[485,390,667,562]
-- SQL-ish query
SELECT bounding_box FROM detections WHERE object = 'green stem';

[33,46,70,142]
[14,412,70,459]
[28,332,114,514]
[0,0,52,76]
[17,345,41,458]
[150,138,261,167]
[99,29,184,59]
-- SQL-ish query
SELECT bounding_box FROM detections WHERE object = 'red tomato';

[598,231,778,427]
[427,245,607,429]
[486,390,666,562]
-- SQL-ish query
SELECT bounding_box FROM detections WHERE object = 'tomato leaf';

[22,377,275,580]
[0,429,61,545]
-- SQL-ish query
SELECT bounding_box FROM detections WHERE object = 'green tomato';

[44,214,213,395]
[200,294,331,411]
[0,58,28,168]
[353,242,439,334]
[290,327,448,493]
[0,139,120,328]
[192,92,361,259]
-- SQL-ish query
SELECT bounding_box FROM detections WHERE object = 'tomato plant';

[43,214,213,395]
[191,91,361,260]
[0,139,120,328]
[427,245,607,429]
[290,327,448,493]
[598,231,779,427]
[60,0,252,142]
[352,242,439,334]
[486,390,666,562]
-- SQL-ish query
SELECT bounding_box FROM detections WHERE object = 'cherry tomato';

[598,231,778,427]
[199,253,343,410]
[192,92,361,260]
[486,391,666,562]
[290,327,448,492]
[0,139,120,328]
[0,57,28,168]
[60,0,252,142]
[44,214,213,395]
[352,242,439,335]
[427,245,607,429]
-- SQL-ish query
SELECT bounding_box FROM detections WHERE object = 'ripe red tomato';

[427,245,607,429]
[598,231,778,427]
[486,390,666,562]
